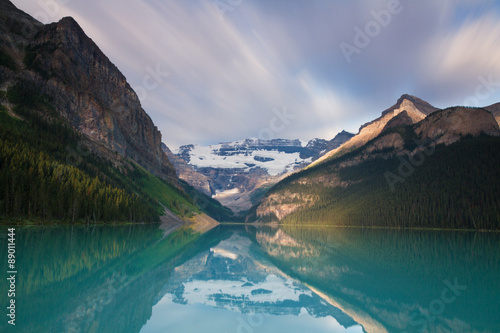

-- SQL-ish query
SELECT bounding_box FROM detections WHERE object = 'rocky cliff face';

[329,104,500,167]
[0,1,176,180]
[414,107,500,145]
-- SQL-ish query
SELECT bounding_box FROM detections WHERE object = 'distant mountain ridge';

[166,133,353,212]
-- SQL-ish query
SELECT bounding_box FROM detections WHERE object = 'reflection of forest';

[253,226,500,333]
[0,224,230,333]
[1,225,498,333]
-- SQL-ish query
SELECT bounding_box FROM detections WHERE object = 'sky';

[12,0,500,149]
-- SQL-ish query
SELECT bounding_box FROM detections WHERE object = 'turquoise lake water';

[0,224,498,332]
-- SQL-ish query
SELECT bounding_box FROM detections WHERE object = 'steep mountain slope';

[0,0,226,223]
[171,134,353,213]
[311,94,438,167]
[162,143,212,195]
[1,3,175,180]
[248,99,500,229]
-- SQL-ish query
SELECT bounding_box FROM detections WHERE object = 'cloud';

[11,0,500,148]
[418,12,500,105]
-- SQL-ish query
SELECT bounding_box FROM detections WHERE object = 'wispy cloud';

[419,13,500,104]
[12,0,500,148]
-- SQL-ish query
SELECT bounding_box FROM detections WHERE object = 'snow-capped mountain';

[176,138,312,177]
[166,132,353,212]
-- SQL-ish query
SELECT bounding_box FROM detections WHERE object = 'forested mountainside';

[0,0,232,223]
[248,100,500,230]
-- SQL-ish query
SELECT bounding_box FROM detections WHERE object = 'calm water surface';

[0,223,498,332]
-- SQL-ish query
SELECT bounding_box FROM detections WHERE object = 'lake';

[0,223,499,332]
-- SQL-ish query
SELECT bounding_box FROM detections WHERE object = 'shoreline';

[1,218,498,233]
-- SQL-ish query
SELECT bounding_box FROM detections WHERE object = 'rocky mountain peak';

[327,130,355,150]
[362,106,500,156]
[1,2,176,181]
[310,95,438,167]
[354,95,435,146]
[57,16,81,29]
[400,94,438,115]
[338,130,351,136]
[397,93,418,105]
[305,138,328,149]
[50,16,94,49]
[382,94,437,123]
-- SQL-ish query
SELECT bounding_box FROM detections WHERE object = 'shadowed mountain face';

[0,0,175,180]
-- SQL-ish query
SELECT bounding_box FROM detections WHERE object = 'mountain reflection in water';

[1,223,498,333]
[142,231,362,332]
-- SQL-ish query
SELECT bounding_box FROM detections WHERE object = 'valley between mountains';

[1,0,499,229]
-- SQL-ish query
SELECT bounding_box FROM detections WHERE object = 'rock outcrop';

[414,107,500,145]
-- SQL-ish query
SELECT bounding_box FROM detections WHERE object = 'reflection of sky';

[141,295,364,333]
[12,1,500,148]
[141,233,364,332]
